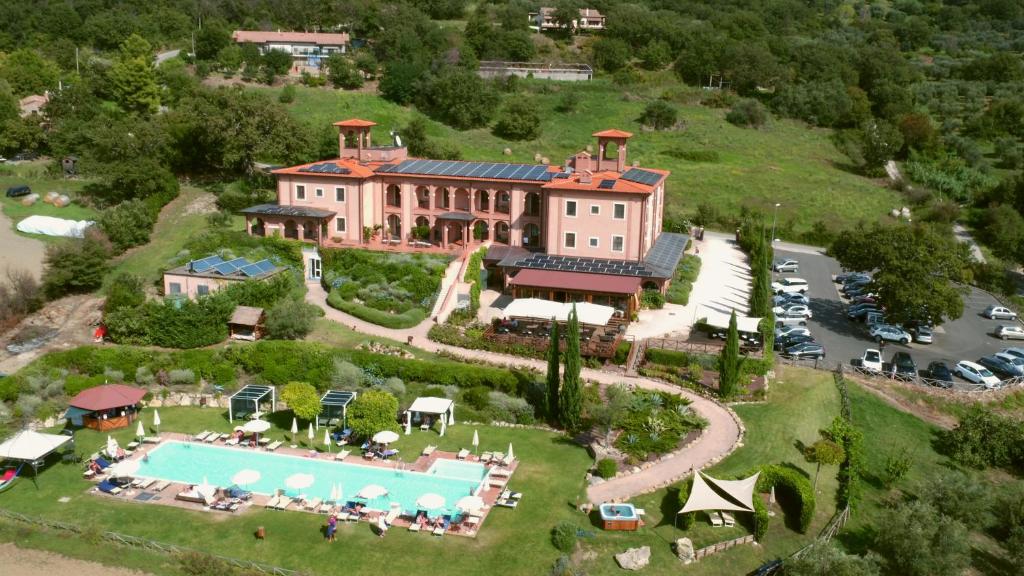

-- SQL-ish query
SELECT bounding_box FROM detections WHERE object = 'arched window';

[386,184,401,207]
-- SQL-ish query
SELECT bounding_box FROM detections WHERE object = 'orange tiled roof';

[272,158,378,179]
[232,30,350,45]
[333,119,377,128]
[592,129,633,138]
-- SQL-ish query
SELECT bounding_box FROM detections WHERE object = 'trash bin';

[256,526,266,539]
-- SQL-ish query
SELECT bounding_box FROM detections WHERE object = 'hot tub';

[599,503,639,531]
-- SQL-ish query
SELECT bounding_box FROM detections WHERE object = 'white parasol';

[372,430,399,444]
[329,483,339,503]
[106,436,119,457]
[285,473,315,490]
[197,476,216,498]
[136,420,145,439]
[111,459,140,477]
[308,422,315,442]
[291,417,298,436]
[153,409,160,434]
[324,428,332,453]
[472,429,479,450]
[356,484,388,499]
[506,442,515,463]
[416,493,446,510]
[243,420,271,433]
[232,469,261,487]
[456,495,485,514]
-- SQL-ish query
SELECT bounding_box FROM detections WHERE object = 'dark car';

[977,355,1014,379]
[842,278,871,292]
[775,334,814,350]
[851,294,878,305]
[784,342,825,359]
[5,184,30,198]
[889,352,917,380]
[835,271,870,284]
[847,304,879,320]
[926,361,954,387]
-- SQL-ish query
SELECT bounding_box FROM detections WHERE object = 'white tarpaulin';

[16,215,93,238]
[678,471,760,514]
[0,430,72,462]
[703,310,763,334]
[503,298,615,326]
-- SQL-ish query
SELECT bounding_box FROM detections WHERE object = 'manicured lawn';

[0,161,97,242]
[260,77,899,236]
[305,318,438,360]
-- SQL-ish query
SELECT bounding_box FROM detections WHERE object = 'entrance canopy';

[0,430,72,463]
[678,471,760,514]
[404,397,455,436]
[229,385,276,422]
[503,298,615,326]
[318,390,356,428]
[703,310,763,334]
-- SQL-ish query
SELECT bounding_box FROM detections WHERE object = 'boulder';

[615,546,651,571]
[674,538,695,564]
[503,148,512,156]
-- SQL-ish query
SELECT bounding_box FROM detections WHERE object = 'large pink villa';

[242,119,687,309]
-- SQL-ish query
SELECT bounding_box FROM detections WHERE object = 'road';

[774,248,1022,374]
[155,49,181,65]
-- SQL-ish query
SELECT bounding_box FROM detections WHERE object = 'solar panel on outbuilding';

[620,168,662,186]
[190,255,225,273]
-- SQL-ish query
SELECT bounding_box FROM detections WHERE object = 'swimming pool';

[136,442,487,515]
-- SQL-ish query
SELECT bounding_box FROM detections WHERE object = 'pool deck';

[84,432,519,538]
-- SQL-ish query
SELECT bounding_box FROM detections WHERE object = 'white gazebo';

[404,397,455,436]
[0,430,74,485]
[677,471,760,520]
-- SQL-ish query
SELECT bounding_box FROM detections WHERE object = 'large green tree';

[831,222,970,325]
[717,310,740,398]
[416,66,498,130]
[42,234,110,299]
[558,305,582,430]
[873,501,970,576]
[325,54,363,89]
[348,389,399,440]
[281,381,322,423]
[805,437,846,491]
[545,317,560,421]
[109,34,160,114]
[0,49,60,97]
[785,542,880,576]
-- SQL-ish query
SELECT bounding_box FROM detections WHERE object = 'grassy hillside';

[258,75,900,237]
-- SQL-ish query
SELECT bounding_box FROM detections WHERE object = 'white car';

[773,304,812,319]
[860,349,883,372]
[869,324,911,344]
[1003,347,1024,360]
[994,325,1024,341]
[774,326,811,339]
[771,278,809,295]
[954,360,1001,388]
[983,306,1018,321]
[773,259,799,273]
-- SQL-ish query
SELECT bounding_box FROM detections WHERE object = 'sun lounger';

[265,496,281,509]
[225,437,239,446]
[721,511,736,527]
[275,497,293,510]
[708,511,724,527]
[142,436,162,444]
[422,445,436,456]
[203,433,218,443]
[83,470,96,479]
[318,504,335,514]
[136,478,156,490]
[384,503,401,525]
[334,449,351,461]
[491,452,505,463]
[126,441,140,450]
[432,515,452,536]
[490,468,511,478]
[457,449,470,460]
[480,451,493,463]
[266,441,282,451]
[153,480,170,492]
[305,498,323,511]
[495,498,518,509]
[409,509,428,532]
[194,431,211,441]
[176,491,215,506]
[97,480,122,495]
[259,437,271,446]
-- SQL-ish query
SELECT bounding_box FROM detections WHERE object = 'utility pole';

[75,46,79,76]
[770,203,781,247]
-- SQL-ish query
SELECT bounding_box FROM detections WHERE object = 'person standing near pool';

[377,514,388,539]
[326,513,337,542]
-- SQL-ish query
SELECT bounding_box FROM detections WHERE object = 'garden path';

[305,282,743,504]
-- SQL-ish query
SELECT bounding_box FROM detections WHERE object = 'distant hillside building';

[529,7,606,31]
[232,30,350,73]
[18,94,48,117]
[163,254,285,299]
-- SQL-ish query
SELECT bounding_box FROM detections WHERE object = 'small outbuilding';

[65,384,147,431]
[229,305,266,341]
[404,397,455,436]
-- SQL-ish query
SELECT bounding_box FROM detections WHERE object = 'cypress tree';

[545,317,560,421]
[718,310,740,398]
[559,304,583,431]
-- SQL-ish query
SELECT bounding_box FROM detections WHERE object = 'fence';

[477,61,593,81]
[692,534,756,561]
[843,363,1024,393]
[0,508,303,576]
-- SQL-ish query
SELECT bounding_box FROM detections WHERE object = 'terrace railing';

[843,363,1024,393]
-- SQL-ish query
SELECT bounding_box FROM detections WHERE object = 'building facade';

[243,119,687,311]
[232,30,349,73]
[162,255,285,299]
[529,7,606,31]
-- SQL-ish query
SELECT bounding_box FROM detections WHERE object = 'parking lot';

[773,248,1024,377]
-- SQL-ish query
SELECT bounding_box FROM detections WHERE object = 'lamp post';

[770,203,781,247]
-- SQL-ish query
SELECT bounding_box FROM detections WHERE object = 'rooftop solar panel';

[598,179,616,189]
[213,262,238,275]
[190,255,225,273]
[374,159,554,182]
[299,163,351,175]
[239,264,263,277]
[620,168,662,186]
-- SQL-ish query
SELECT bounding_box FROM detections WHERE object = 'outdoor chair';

[142,436,162,444]
[266,441,282,451]
[97,480,122,495]
[480,451,493,463]
[152,480,170,492]
[432,515,452,536]
[384,503,402,525]
[194,431,211,441]
[334,449,351,461]
[457,448,470,460]
[708,511,724,527]
[721,512,736,527]
[305,498,323,511]
[422,445,436,456]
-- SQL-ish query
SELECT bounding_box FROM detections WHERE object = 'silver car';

[773,259,799,273]
[984,305,1018,321]
[995,325,1024,340]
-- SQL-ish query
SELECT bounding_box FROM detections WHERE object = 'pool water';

[136,442,487,515]
[600,503,638,520]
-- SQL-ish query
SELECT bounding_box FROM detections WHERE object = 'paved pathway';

[305,283,744,504]
[953,223,986,264]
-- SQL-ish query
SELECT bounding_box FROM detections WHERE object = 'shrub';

[265,299,321,340]
[687,362,704,382]
[551,521,578,553]
[755,464,816,533]
[168,369,196,385]
[726,99,769,128]
[487,391,535,424]
[641,289,665,309]
[278,84,296,103]
[348,389,399,440]
[596,458,617,479]
[882,446,913,487]
[42,234,111,299]
[613,341,631,366]
[939,405,1024,471]
[332,360,364,389]
[105,274,145,312]
[592,37,630,72]
[645,348,691,367]
[639,101,677,130]
[752,491,769,541]
[64,374,106,396]
[103,368,124,382]
[135,366,155,386]
[281,381,321,422]
[379,376,406,397]
[97,199,159,252]
[493,99,542,140]
[675,476,696,529]
[326,294,428,329]
[462,385,491,410]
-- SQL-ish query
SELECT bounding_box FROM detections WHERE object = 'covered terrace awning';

[240,204,336,219]
[0,430,72,463]
[508,268,643,295]
[502,298,615,326]
[318,390,356,429]
[404,397,455,436]
[228,385,276,422]
[703,310,763,334]
[678,471,760,514]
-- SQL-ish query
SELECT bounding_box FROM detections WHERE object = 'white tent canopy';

[16,215,93,238]
[678,471,760,514]
[503,298,615,326]
[0,430,72,462]
[703,310,763,334]
[404,397,455,436]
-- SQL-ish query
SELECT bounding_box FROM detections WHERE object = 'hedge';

[754,464,816,533]
[327,290,428,329]
[675,476,696,529]
[613,341,632,365]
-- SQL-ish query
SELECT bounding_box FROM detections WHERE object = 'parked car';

[847,304,879,321]
[773,259,799,273]
[871,324,912,344]
[784,342,825,359]
[5,184,30,198]
[844,286,873,299]
[994,352,1024,377]
[835,271,870,284]
[773,293,810,307]
[775,315,809,328]
[926,361,954,386]
[773,304,812,319]
[860,349,883,372]
[954,360,1001,388]
[994,325,1024,340]
[774,326,811,339]
[842,278,872,293]
[983,305,1018,320]
[850,294,878,305]
[889,352,917,380]
[775,334,815,350]
[977,355,1019,379]
[1002,347,1024,360]
[909,325,933,344]
[865,311,886,327]
[771,277,809,295]
[10,151,37,162]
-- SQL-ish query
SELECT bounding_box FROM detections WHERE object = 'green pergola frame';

[228,385,276,422]
[317,390,356,429]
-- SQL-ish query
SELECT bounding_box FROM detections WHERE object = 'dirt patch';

[0,208,46,280]
[846,374,958,429]
[0,293,103,374]
[0,542,155,576]
[181,192,217,216]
